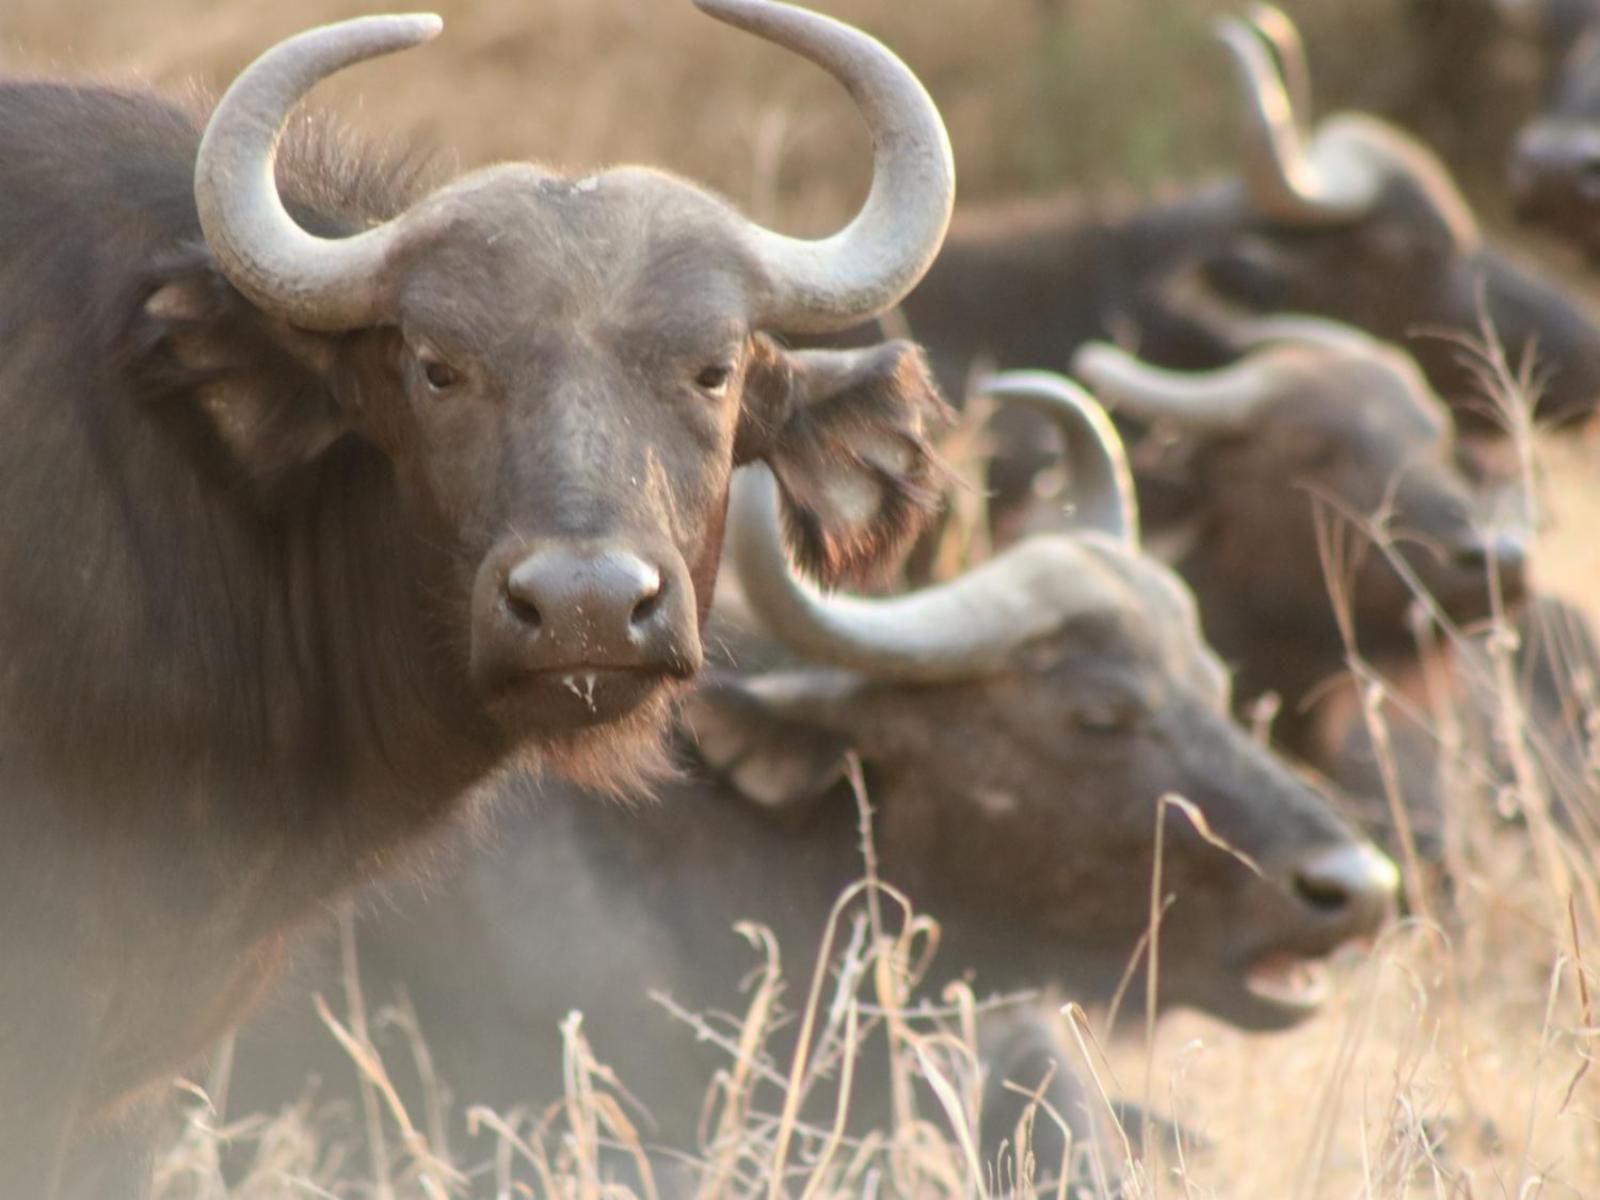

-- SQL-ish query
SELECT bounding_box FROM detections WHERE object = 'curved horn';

[980,371,1140,549]
[195,15,441,331]
[695,0,955,333]
[1247,4,1312,134]
[1231,314,1381,355]
[1073,342,1270,431]
[727,465,1106,681]
[1216,15,1379,224]
[1313,114,1482,247]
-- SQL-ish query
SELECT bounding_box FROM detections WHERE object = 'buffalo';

[832,4,1600,536]
[1073,320,1529,765]
[0,2,957,1194]
[1509,6,1600,256]
[227,375,1396,1192]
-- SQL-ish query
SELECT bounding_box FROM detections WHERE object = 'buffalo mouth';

[1390,539,1525,629]
[1215,935,1375,1031]
[1243,951,1333,1015]
[482,664,692,736]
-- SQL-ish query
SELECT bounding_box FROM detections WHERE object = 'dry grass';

[158,722,1600,1198]
[149,413,1600,1198]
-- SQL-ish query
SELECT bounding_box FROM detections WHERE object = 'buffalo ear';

[737,338,952,588]
[682,670,867,821]
[133,257,350,498]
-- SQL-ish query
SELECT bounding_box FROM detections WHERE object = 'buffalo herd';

[1,2,1597,1197]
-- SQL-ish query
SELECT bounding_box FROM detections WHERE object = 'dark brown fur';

[0,77,947,1198]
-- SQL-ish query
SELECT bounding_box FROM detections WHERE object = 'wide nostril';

[505,591,541,628]
[502,569,543,630]
[1294,871,1351,914]
[1449,532,1526,579]
[1493,540,1528,583]
[1450,540,1490,574]
[1293,843,1399,917]
[630,572,666,628]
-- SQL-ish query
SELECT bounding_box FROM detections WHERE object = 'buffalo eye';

[694,363,735,395]
[416,348,461,394]
[1203,240,1287,309]
[1075,695,1146,735]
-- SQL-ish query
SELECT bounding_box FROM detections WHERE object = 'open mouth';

[1244,951,1334,1014]
[1230,935,1377,1027]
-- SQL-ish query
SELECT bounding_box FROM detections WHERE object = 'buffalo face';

[694,409,1398,1031]
[689,589,1397,1032]
[1076,334,1529,654]
[159,6,955,790]
[331,190,945,756]
[1201,358,1524,633]
[147,215,948,785]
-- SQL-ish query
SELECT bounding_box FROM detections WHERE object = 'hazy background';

[0,0,1551,233]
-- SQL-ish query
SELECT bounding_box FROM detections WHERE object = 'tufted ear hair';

[128,249,351,501]
[736,338,952,587]
[682,669,872,822]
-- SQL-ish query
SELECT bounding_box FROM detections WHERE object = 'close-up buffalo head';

[688,374,1397,1031]
[140,2,954,786]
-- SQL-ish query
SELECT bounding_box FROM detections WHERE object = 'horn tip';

[404,12,445,40]
[693,0,758,19]
[344,12,445,47]
[1069,341,1122,375]
[1214,14,1250,44]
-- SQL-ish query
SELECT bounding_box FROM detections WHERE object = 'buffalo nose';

[1448,529,1528,593]
[470,538,702,725]
[505,549,667,641]
[1292,843,1398,931]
